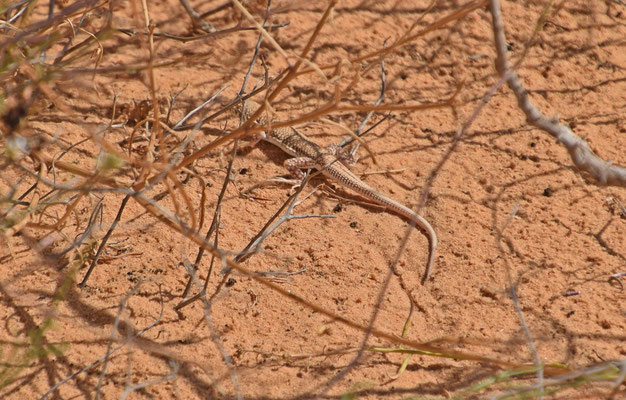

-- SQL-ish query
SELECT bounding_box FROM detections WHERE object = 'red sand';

[1,0,624,398]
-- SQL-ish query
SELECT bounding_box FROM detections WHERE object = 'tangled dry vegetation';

[1,0,625,398]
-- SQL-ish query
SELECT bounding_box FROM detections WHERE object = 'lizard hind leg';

[283,156,317,181]
[282,156,318,192]
[344,142,361,165]
[328,143,358,168]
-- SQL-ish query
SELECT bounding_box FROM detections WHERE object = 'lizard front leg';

[284,156,317,182]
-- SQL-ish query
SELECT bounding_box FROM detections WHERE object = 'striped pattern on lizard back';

[235,100,438,282]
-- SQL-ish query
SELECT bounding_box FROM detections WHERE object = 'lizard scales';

[237,101,437,282]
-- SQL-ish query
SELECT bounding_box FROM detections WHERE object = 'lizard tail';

[414,214,437,284]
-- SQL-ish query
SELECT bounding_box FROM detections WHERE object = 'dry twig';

[489,0,626,187]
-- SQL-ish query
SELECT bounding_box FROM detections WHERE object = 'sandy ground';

[1,0,625,398]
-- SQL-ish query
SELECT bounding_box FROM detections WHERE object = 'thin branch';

[177,6,272,302]
[177,140,234,302]
[339,40,387,149]
[238,0,272,98]
[489,0,626,186]
[494,204,545,398]
[41,280,164,400]
[119,360,178,400]
[116,22,289,43]
[172,85,230,130]
[78,194,130,287]
[201,291,242,400]
[178,0,215,32]
[235,175,334,261]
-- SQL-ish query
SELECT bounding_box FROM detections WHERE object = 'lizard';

[234,100,437,282]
